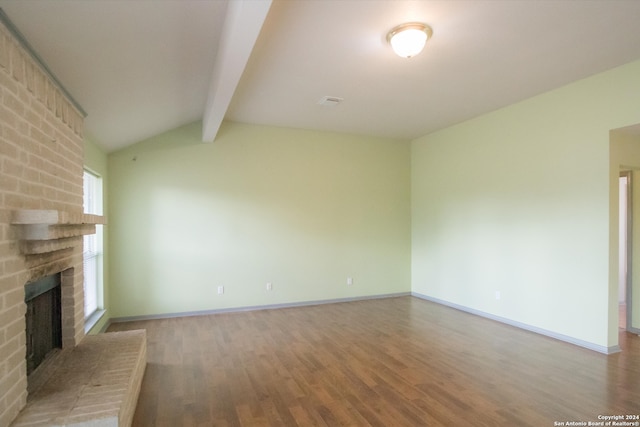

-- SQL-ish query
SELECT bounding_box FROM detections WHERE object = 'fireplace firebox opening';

[24,273,62,377]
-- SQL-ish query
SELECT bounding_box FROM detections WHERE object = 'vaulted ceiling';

[2,0,640,152]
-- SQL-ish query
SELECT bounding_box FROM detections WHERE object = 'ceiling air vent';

[317,96,344,107]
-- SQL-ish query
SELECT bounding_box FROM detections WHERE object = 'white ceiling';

[2,0,640,152]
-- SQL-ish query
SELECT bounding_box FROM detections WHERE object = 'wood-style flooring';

[107,297,640,426]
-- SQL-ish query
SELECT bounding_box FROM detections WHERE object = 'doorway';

[620,172,629,330]
[620,171,640,335]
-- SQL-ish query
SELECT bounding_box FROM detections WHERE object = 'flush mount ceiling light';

[387,22,433,58]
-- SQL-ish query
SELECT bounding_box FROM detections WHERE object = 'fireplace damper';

[24,274,62,376]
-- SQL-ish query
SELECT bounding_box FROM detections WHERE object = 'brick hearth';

[11,330,147,427]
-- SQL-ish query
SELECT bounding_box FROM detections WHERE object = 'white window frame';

[83,169,104,326]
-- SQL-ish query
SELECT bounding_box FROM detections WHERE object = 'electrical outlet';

[347,277,353,286]
[495,291,501,300]
[266,282,272,291]
[217,286,224,295]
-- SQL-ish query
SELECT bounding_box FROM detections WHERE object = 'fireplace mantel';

[11,209,106,255]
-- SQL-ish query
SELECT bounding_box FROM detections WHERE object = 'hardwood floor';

[107,297,640,426]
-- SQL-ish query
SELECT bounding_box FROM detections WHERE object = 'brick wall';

[0,19,86,427]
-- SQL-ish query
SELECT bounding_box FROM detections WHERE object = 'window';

[83,169,103,320]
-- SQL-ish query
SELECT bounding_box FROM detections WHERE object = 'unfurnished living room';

[1,0,640,426]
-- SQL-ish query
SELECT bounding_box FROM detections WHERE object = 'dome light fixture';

[387,22,433,58]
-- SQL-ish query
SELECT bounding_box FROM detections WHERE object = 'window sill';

[84,309,106,334]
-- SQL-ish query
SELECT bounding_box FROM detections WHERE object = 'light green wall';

[104,59,640,351]
[412,59,640,351]
[83,136,109,334]
[108,121,411,317]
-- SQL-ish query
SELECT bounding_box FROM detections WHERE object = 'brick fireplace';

[1,12,147,427]
[0,12,94,426]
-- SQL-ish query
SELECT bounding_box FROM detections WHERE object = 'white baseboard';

[109,292,412,324]
[411,292,621,355]
[105,292,623,354]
